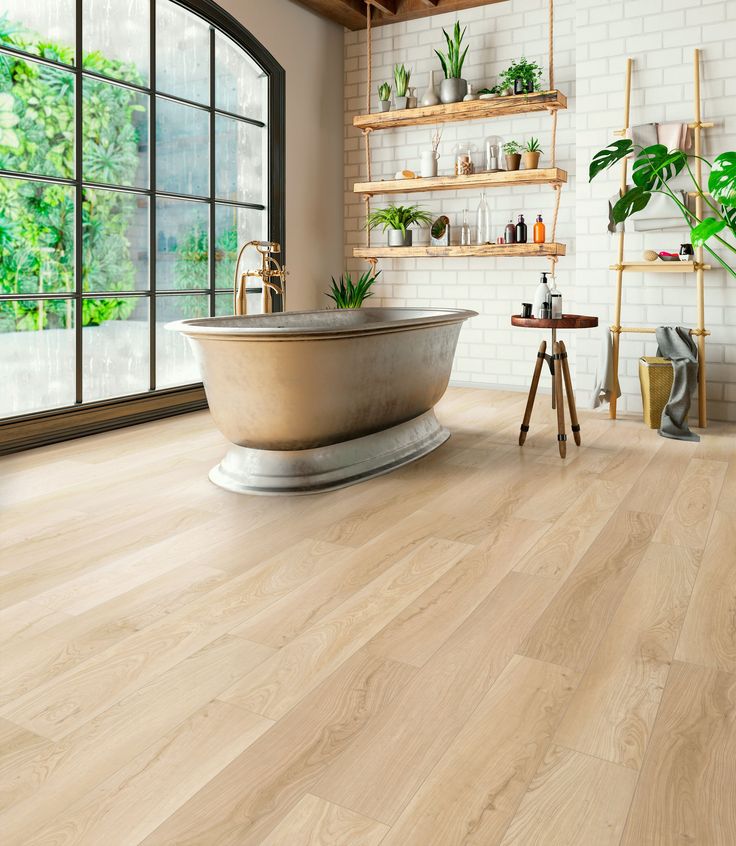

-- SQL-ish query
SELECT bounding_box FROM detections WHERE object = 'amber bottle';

[533,213,546,244]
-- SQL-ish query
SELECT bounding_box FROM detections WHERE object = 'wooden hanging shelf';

[353,90,567,131]
[354,243,566,259]
[354,168,568,196]
[609,261,711,273]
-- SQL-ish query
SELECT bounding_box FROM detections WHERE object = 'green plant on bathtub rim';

[326,269,380,309]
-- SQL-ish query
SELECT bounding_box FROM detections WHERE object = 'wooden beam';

[370,0,398,14]
[290,0,367,30]
[419,0,440,6]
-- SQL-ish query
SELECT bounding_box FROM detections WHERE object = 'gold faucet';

[233,240,287,316]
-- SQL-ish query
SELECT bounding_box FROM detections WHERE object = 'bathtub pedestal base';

[209,410,449,495]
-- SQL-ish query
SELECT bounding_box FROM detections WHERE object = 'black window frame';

[0,0,285,455]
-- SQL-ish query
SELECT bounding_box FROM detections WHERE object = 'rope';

[550,108,558,167]
[547,182,562,276]
[366,1,372,115]
[548,0,554,90]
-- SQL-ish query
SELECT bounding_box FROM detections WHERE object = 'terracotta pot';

[505,153,521,171]
[523,151,541,169]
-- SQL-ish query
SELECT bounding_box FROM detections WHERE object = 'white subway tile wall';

[342,0,736,421]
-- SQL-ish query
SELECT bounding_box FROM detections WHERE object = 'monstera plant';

[589,140,736,280]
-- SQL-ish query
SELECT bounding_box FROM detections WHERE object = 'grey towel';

[655,326,700,442]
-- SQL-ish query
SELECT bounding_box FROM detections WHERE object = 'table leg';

[559,340,581,447]
[553,340,567,458]
[551,326,557,409]
[519,339,547,446]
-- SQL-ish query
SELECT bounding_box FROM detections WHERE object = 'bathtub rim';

[166,306,477,342]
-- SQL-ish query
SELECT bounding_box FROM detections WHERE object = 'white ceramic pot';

[420,150,439,178]
[388,229,412,247]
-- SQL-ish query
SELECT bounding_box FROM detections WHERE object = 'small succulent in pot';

[326,269,380,308]
[498,58,543,96]
[366,204,433,247]
[503,140,522,171]
[393,64,411,109]
[378,81,391,112]
[523,137,543,169]
[435,21,469,104]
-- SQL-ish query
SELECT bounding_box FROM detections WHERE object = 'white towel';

[590,328,621,409]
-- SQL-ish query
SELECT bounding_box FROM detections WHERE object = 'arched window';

[0,0,284,448]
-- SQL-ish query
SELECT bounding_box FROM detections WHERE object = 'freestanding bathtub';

[169,307,476,494]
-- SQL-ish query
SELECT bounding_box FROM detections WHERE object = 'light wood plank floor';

[1,387,734,845]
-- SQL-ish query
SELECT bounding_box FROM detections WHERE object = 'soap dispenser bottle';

[548,273,562,318]
[533,213,546,244]
[515,214,527,244]
[504,218,516,244]
[532,271,551,318]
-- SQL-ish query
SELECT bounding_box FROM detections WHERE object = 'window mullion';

[149,0,157,391]
[75,0,84,404]
[209,26,216,316]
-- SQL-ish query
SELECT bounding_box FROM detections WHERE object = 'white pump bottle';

[532,271,551,318]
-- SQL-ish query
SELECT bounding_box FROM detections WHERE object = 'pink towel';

[657,122,693,152]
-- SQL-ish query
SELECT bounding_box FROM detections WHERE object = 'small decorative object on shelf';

[407,87,417,109]
[435,22,469,104]
[421,126,443,177]
[454,144,476,176]
[420,70,441,107]
[393,63,411,109]
[485,136,502,172]
[659,251,680,262]
[523,137,542,169]
[476,191,491,245]
[478,86,499,100]
[393,169,416,179]
[643,249,659,261]
[499,57,543,96]
[534,213,546,244]
[521,302,533,318]
[366,203,433,248]
[463,83,479,102]
[679,242,694,261]
[430,215,451,247]
[505,218,517,244]
[378,82,391,113]
[503,141,522,171]
[459,209,472,245]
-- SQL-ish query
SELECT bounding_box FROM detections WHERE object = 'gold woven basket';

[639,357,674,428]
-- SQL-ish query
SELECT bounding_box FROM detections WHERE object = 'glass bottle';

[460,209,472,245]
[504,218,516,244]
[485,136,502,172]
[533,213,546,244]
[515,214,527,244]
[476,192,490,245]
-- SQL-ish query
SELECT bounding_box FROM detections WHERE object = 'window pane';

[83,0,149,86]
[83,295,149,401]
[215,115,264,204]
[83,78,149,189]
[156,294,208,387]
[155,0,209,105]
[156,98,208,197]
[215,31,266,122]
[156,198,209,291]
[214,204,266,289]
[0,177,75,296]
[83,189,148,293]
[215,292,233,316]
[0,56,74,179]
[0,298,75,416]
[0,2,76,65]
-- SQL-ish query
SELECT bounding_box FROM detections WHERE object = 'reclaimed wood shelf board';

[511,314,599,330]
[354,168,568,196]
[353,90,567,131]
[610,262,711,272]
[353,243,566,259]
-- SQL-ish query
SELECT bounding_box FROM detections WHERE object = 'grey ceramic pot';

[388,229,412,247]
[394,96,408,110]
[439,78,468,104]
[379,100,391,112]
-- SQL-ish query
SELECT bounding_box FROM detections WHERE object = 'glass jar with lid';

[454,143,476,176]
[485,136,503,172]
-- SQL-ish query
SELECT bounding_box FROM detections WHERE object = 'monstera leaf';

[708,152,736,208]
[632,144,686,190]
[589,139,633,181]
[611,186,652,224]
[690,217,727,247]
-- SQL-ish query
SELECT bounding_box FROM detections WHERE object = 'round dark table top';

[511,313,599,329]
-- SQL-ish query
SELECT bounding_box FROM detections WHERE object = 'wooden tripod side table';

[511,314,599,458]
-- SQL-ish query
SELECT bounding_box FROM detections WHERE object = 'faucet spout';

[233,241,287,316]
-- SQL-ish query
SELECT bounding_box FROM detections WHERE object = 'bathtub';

[169,306,476,494]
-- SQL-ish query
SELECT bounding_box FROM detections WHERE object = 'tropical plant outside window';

[0,0,276,420]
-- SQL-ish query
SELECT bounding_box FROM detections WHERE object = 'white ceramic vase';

[420,70,441,107]
[420,150,439,178]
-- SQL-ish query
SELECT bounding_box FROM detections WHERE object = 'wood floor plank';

[624,437,698,514]
[620,661,736,846]
[0,635,274,841]
[259,794,388,846]
[520,509,658,672]
[653,458,727,549]
[219,536,471,720]
[141,651,415,846]
[555,543,699,769]
[313,572,557,824]
[23,700,273,845]
[499,745,639,846]
[378,656,578,846]
[0,601,70,645]
[676,511,736,672]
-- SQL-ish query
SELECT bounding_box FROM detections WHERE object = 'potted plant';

[393,64,411,109]
[326,269,380,308]
[523,138,542,169]
[366,204,433,247]
[503,141,522,171]
[378,82,391,112]
[498,58,543,95]
[435,21,469,104]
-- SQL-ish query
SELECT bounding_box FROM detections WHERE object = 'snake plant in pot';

[378,81,391,112]
[590,140,736,280]
[326,270,380,308]
[435,22,469,104]
[367,204,433,247]
[393,64,411,109]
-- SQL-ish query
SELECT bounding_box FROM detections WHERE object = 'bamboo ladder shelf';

[609,51,712,427]
[355,0,567,270]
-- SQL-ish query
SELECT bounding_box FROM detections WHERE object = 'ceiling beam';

[418,0,440,6]
[369,0,399,14]
[290,0,367,30]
